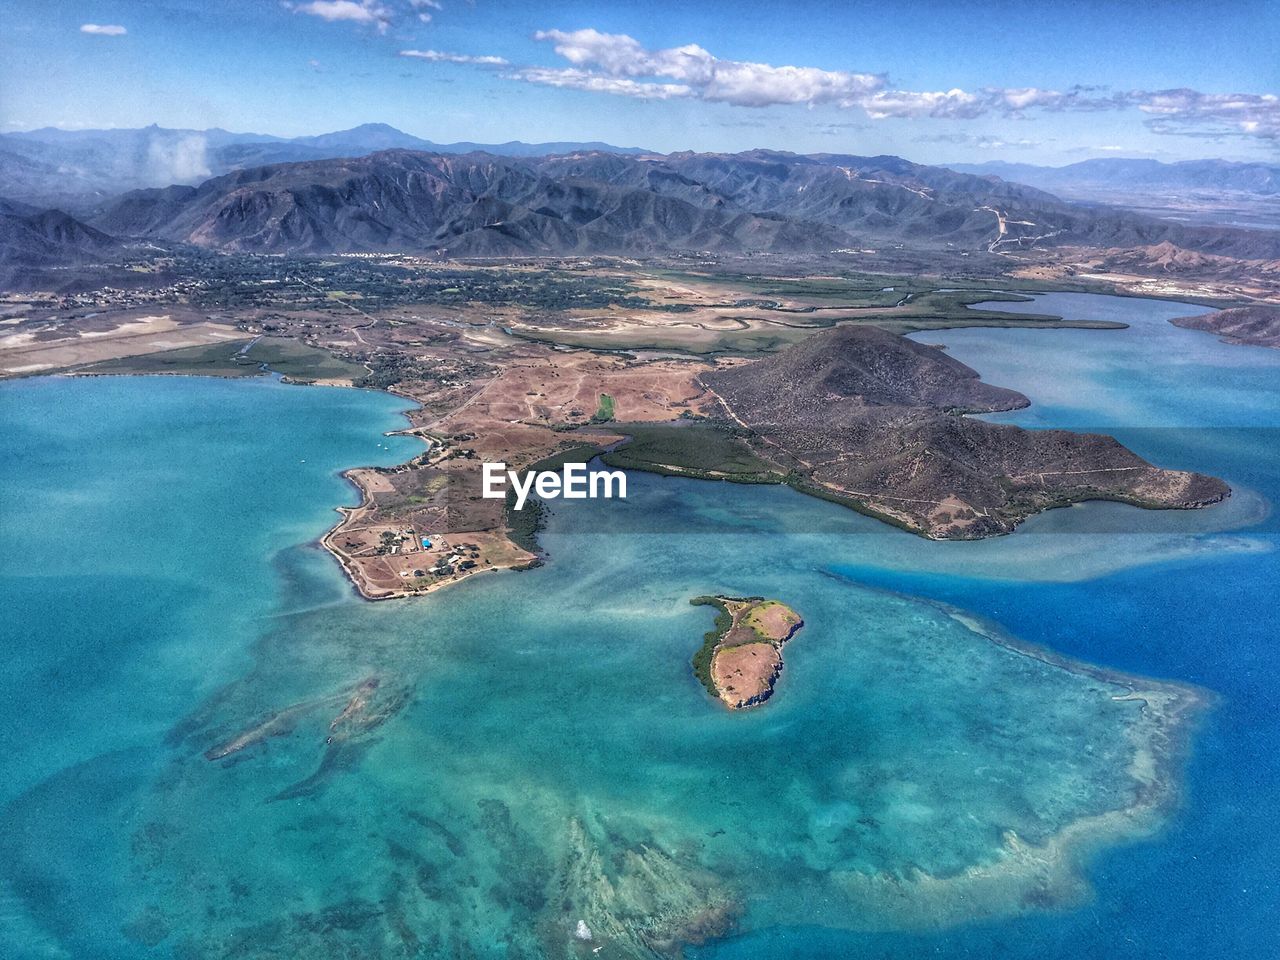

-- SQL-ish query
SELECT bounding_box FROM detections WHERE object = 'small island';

[691,596,804,709]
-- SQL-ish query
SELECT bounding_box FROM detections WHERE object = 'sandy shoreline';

[318,461,537,601]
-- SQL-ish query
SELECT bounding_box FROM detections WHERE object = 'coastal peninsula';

[700,325,1228,538]
[692,596,804,709]
[317,348,707,599]
[1170,304,1280,349]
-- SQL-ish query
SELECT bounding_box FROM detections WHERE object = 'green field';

[592,393,616,422]
[601,422,783,481]
[81,337,368,382]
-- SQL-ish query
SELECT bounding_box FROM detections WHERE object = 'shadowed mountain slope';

[0,199,119,288]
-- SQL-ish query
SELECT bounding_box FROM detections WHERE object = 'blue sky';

[2,0,1277,164]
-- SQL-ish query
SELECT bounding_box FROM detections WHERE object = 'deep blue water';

[704,293,1280,958]
[1,294,1278,959]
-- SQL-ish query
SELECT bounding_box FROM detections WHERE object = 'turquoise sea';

[1,293,1278,958]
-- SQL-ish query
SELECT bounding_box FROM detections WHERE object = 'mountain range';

[4,126,1280,291]
[77,148,1280,260]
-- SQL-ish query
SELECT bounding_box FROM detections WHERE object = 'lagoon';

[1,293,1278,959]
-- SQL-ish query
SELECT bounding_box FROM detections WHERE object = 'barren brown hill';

[702,325,1228,538]
[1171,304,1280,349]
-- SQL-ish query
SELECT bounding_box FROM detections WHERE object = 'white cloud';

[917,133,1043,150]
[400,49,509,66]
[289,1,392,32]
[526,29,882,108]
[989,86,1127,113]
[510,67,690,100]
[80,24,127,36]
[510,28,1279,147]
[410,0,441,17]
[1138,88,1280,141]
[862,89,984,119]
[517,31,1132,118]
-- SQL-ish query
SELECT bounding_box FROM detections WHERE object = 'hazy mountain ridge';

[0,197,117,261]
[0,123,652,210]
[949,158,1280,196]
[86,151,854,256]
[947,158,1280,230]
[5,132,1280,276]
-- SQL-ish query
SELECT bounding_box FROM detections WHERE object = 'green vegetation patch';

[82,339,258,377]
[592,393,616,422]
[505,293,1093,357]
[690,597,734,695]
[248,338,369,381]
[601,422,783,483]
[504,442,606,552]
[82,336,366,383]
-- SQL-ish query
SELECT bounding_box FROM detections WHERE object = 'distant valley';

[949,158,1280,230]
